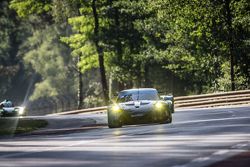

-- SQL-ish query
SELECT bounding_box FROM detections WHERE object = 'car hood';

[118,100,158,110]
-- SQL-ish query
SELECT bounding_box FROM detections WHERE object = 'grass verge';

[0,118,48,136]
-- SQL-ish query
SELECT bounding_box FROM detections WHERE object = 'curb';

[23,124,107,136]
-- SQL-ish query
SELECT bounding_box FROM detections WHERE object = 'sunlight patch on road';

[0,158,101,167]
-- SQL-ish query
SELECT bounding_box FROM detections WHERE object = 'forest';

[0,0,249,109]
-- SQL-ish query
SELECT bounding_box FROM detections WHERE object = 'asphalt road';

[0,106,250,167]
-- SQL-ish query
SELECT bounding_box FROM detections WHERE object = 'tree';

[0,0,30,100]
[8,0,249,105]
[91,0,109,104]
[9,0,78,101]
[18,25,76,100]
[0,0,17,95]
[10,0,111,104]
[134,0,249,93]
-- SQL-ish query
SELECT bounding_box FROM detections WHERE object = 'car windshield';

[117,89,159,103]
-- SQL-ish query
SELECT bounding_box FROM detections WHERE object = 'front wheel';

[166,115,172,123]
[108,120,122,128]
[159,113,172,124]
[108,114,122,128]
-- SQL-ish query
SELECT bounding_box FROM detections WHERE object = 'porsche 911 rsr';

[108,88,173,128]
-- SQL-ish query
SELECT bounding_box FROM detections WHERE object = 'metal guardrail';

[50,90,250,115]
[51,106,107,115]
[175,90,250,100]
[175,90,250,108]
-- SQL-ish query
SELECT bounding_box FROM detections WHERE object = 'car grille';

[124,102,150,106]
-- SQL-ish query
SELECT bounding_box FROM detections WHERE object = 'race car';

[0,100,25,117]
[160,95,175,113]
[107,88,173,128]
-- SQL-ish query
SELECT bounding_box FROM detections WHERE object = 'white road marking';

[213,150,229,155]
[192,157,210,162]
[231,143,248,149]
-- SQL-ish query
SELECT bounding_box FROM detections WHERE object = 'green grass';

[0,118,48,135]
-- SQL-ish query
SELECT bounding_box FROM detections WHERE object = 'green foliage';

[212,61,249,92]
[0,1,15,95]
[83,82,103,107]
[61,15,99,73]
[5,0,250,105]
[132,0,249,92]
[51,0,80,23]
[9,0,52,18]
[0,2,13,61]
[20,25,76,100]
[0,0,32,99]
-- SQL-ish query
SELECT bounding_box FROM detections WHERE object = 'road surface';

[0,106,250,167]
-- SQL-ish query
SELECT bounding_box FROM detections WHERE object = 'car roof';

[119,88,157,93]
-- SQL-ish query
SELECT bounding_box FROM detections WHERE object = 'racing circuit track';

[0,106,250,167]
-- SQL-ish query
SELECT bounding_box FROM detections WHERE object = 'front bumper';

[0,110,18,117]
[109,108,171,125]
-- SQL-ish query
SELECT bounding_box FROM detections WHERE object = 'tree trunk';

[108,0,123,92]
[92,0,109,104]
[114,8,122,60]
[144,63,150,88]
[225,0,235,91]
[77,56,83,109]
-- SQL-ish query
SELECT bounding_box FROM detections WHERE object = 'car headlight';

[19,107,25,115]
[112,104,121,112]
[155,102,164,110]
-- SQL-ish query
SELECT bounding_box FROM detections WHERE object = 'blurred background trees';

[0,0,249,112]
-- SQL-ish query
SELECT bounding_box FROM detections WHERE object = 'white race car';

[0,100,25,117]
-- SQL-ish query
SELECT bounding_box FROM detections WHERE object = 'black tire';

[166,115,172,123]
[108,114,122,128]
[171,104,175,113]
[108,121,122,128]
[159,111,172,124]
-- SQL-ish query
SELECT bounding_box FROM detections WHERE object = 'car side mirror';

[160,95,173,101]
